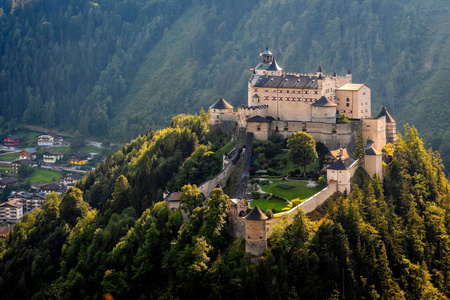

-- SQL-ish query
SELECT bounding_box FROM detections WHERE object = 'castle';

[210,47,396,152]
[209,47,397,256]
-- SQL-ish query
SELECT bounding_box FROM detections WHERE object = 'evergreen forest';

[1,0,450,167]
[1,113,450,299]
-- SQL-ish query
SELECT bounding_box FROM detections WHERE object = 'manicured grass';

[0,166,12,173]
[260,180,323,202]
[0,152,19,160]
[251,198,292,213]
[27,169,62,184]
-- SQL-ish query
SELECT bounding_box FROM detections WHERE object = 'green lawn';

[260,180,323,202]
[27,169,62,184]
[0,152,19,160]
[80,145,100,154]
[251,198,292,213]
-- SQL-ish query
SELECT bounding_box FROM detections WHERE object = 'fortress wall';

[199,149,242,198]
[299,181,338,213]
[228,216,246,239]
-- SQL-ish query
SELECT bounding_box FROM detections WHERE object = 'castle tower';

[376,106,397,144]
[266,57,282,76]
[209,97,237,131]
[311,96,337,124]
[346,69,352,82]
[261,46,273,64]
[317,66,323,77]
[244,205,268,256]
[363,146,383,179]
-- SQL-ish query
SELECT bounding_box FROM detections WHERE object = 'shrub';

[318,176,327,186]
[252,192,260,199]
[265,210,273,219]
[267,168,277,176]
[291,199,302,207]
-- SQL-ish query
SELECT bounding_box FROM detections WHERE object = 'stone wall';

[198,148,242,198]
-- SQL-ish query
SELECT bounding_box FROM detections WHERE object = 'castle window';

[365,102,368,105]
[279,90,283,93]
[286,90,290,94]
[346,103,350,107]
[217,115,220,119]
[365,109,368,112]
[286,97,290,101]
[272,97,276,101]
[254,89,258,92]
[346,97,350,102]
[264,96,269,100]
[361,110,364,113]
[314,91,319,94]
[305,91,309,94]
[257,127,261,131]
[279,97,283,101]
[265,89,269,92]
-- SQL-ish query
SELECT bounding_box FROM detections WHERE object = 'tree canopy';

[287,131,318,176]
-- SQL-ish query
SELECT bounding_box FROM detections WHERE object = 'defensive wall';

[198,147,242,198]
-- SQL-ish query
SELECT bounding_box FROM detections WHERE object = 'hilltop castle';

[209,47,398,256]
[210,47,396,152]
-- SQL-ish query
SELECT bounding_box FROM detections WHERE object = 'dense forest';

[1,0,450,168]
[1,112,450,299]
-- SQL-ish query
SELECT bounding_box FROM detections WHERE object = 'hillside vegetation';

[1,113,450,299]
[1,0,450,167]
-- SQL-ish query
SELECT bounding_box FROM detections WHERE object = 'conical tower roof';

[245,205,268,220]
[376,106,395,123]
[266,57,282,71]
[328,157,347,170]
[347,69,352,75]
[312,96,337,107]
[210,97,233,110]
[262,46,272,55]
[317,66,323,73]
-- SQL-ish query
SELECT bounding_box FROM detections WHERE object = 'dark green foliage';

[18,162,34,179]
[3,119,450,299]
[288,132,318,176]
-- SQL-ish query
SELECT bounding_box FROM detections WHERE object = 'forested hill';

[1,112,450,299]
[1,0,450,165]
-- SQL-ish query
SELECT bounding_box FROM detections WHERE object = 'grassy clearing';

[260,180,323,202]
[80,145,100,154]
[0,152,19,160]
[251,198,292,213]
[27,169,62,184]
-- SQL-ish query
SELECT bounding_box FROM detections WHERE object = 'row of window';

[264,96,318,102]
[254,88,318,94]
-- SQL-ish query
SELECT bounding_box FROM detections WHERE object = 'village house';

[62,173,83,187]
[0,177,18,188]
[37,131,64,146]
[0,224,15,238]
[0,200,23,223]
[11,159,38,173]
[39,183,67,195]
[69,152,88,165]
[163,190,183,211]
[8,191,47,212]
[2,135,21,147]
[43,150,64,164]
[19,148,38,160]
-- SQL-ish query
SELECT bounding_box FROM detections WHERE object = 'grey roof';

[66,173,83,180]
[5,135,21,140]
[376,106,395,123]
[245,205,268,220]
[0,177,18,184]
[252,94,260,99]
[262,46,272,55]
[266,58,282,71]
[317,66,323,73]
[210,97,233,110]
[318,74,323,79]
[165,191,183,202]
[250,74,319,89]
[347,69,352,75]
[311,96,337,107]
[327,157,355,170]
[246,116,274,123]
[72,152,88,159]
[22,148,37,154]
[333,71,337,77]
[365,147,382,156]
[12,159,35,165]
